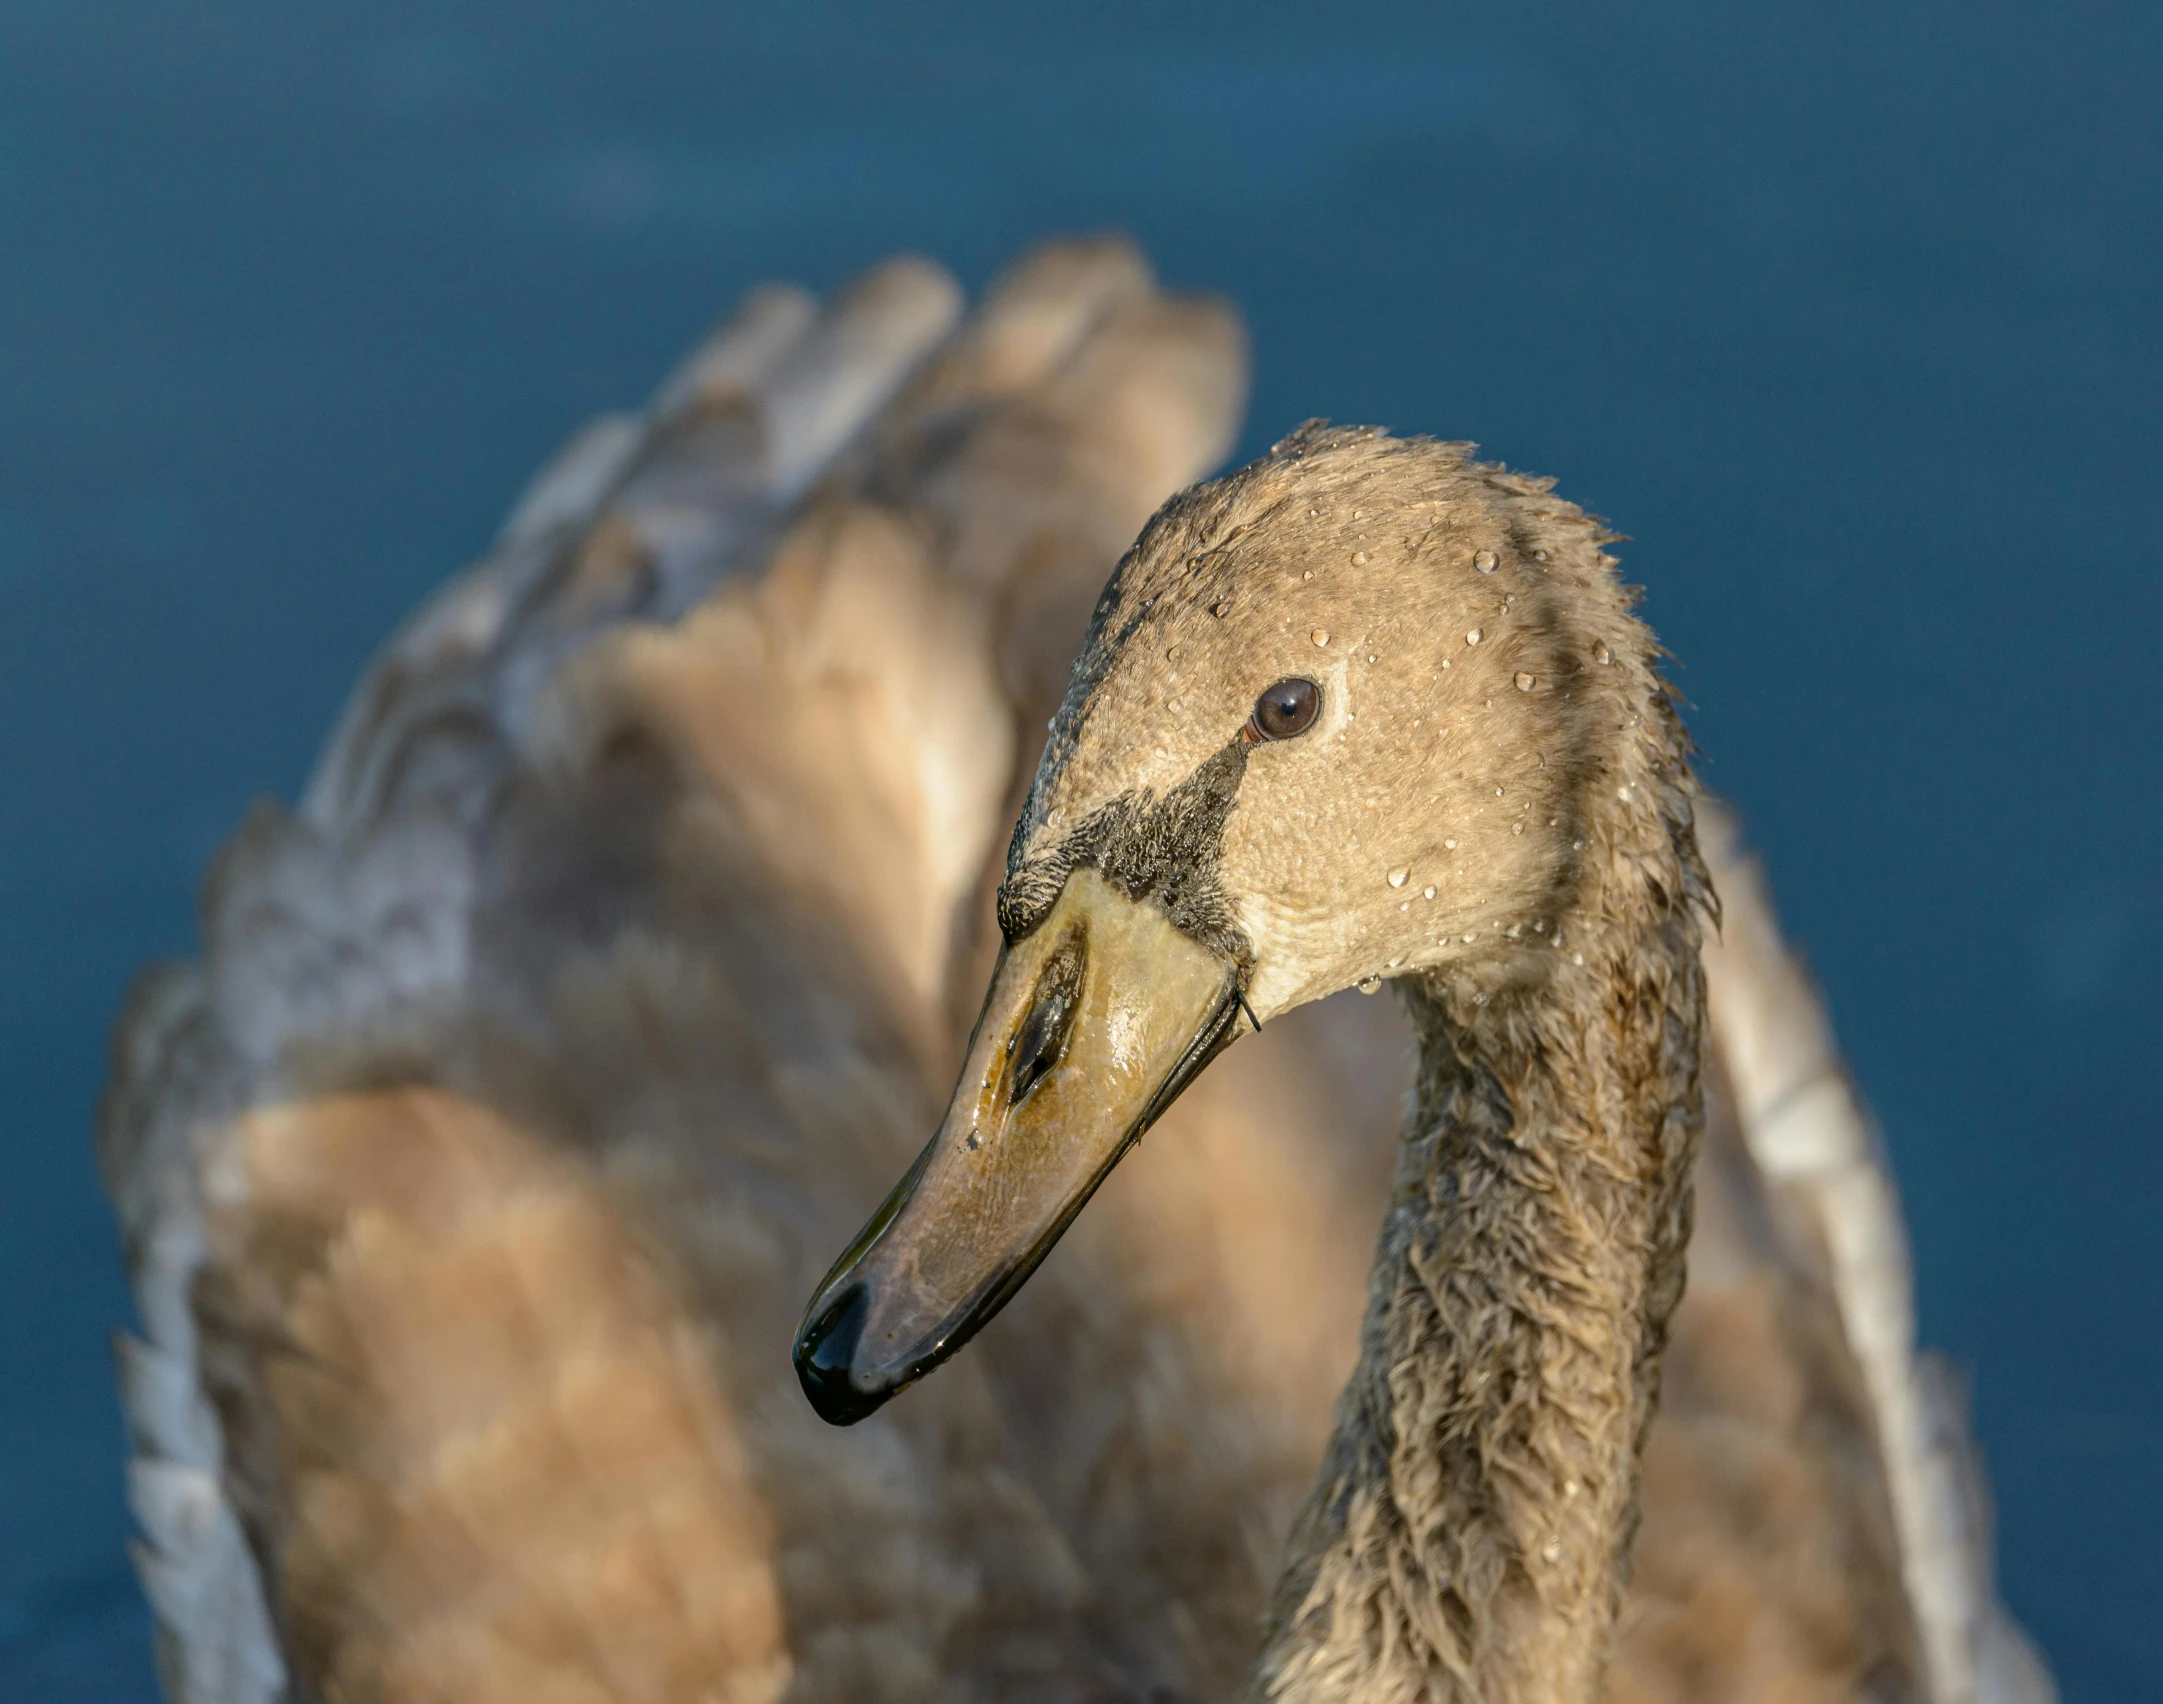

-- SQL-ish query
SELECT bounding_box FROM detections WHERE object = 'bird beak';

[793,868,1241,1424]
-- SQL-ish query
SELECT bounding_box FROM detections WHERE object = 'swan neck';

[1253,872,1707,1704]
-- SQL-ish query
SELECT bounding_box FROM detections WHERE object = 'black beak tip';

[792,1282,891,1426]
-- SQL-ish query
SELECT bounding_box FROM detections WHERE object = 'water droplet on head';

[1352,550,1369,565]
[1423,885,1436,899]
[1466,629,1483,645]
[1212,600,1231,618]
[1302,569,1314,581]
[1444,838,1458,850]
[1564,1478,1578,1498]
[1541,1541,1561,1563]
[1595,642,1612,665]
[1474,549,1498,574]
[1515,672,1535,692]
[1357,975,1382,995]
[1388,866,1409,888]
[1312,629,1330,647]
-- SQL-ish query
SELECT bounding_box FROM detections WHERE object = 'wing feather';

[100,239,1250,1704]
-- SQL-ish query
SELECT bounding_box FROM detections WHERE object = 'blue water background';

[1,3,2157,1696]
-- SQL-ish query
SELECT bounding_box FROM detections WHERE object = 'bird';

[98,240,2051,1704]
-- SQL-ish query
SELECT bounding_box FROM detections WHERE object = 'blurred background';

[1,2,2157,1698]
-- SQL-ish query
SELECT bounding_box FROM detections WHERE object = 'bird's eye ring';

[1247,677,1321,742]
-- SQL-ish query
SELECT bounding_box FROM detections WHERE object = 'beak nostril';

[1006,932,1086,1110]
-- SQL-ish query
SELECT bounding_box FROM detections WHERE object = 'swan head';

[796,424,1671,1424]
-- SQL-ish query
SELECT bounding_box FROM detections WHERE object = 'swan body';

[98,242,2049,1704]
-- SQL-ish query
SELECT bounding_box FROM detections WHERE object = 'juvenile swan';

[102,243,2048,1704]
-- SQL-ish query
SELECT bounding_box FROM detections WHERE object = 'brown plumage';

[98,242,2047,1704]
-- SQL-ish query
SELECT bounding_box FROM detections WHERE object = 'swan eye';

[1249,678,1321,742]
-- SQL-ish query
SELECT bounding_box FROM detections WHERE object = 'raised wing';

[98,239,1260,1704]
[1599,807,2055,1704]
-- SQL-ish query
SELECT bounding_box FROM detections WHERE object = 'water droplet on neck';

[1515,672,1536,691]
[1474,549,1499,574]
[1595,642,1612,665]
[1352,550,1369,565]
[1466,628,1483,645]
[1212,600,1231,618]
[1444,838,1458,850]
[1387,867,1409,888]
[1302,569,1314,580]
[1423,885,1436,899]
[1312,629,1330,646]
[1357,975,1382,995]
